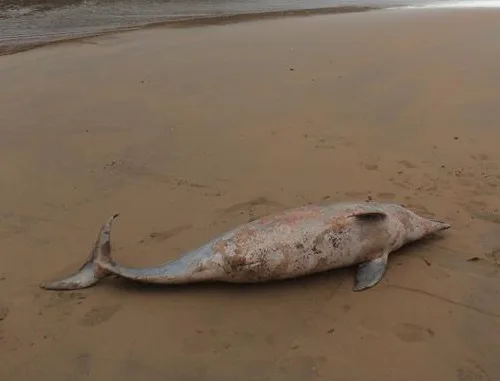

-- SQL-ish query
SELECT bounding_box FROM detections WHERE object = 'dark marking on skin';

[311,220,350,256]
[229,256,247,269]
[396,209,412,232]
[94,262,110,279]
[223,240,296,281]
[329,233,343,248]
[389,229,404,248]
[192,262,205,274]
[274,246,293,275]
[213,240,228,256]
[361,249,384,262]
[295,243,304,249]
[315,257,329,271]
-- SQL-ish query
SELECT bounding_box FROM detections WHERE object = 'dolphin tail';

[40,214,119,291]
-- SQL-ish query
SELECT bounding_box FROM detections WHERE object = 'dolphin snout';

[429,218,451,231]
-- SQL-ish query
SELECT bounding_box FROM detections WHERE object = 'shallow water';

[0,0,499,54]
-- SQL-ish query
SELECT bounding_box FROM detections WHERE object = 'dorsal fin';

[348,211,387,222]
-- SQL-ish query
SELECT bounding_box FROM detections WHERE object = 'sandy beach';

[1,7,500,380]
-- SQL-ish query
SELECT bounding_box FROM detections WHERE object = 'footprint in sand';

[405,203,431,216]
[364,163,378,171]
[314,137,336,150]
[147,224,192,242]
[116,358,170,381]
[217,197,285,223]
[485,248,500,265]
[80,305,122,327]
[399,160,418,169]
[220,197,284,214]
[393,322,434,343]
[376,192,396,200]
[74,352,92,376]
[0,304,9,321]
[344,191,366,198]
[279,355,326,380]
[472,212,500,225]
[473,153,490,162]
[456,361,489,381]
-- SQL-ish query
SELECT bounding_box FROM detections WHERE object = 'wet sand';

[1,8,500,381]
[0,5,378,56]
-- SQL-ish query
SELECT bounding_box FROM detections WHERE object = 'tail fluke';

[40,214,119,290]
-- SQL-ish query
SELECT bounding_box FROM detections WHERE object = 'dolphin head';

[388,204,451,244]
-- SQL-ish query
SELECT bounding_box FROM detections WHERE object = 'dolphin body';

[40,201,450,292]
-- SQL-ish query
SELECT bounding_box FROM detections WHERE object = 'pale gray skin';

[40,202,451,292]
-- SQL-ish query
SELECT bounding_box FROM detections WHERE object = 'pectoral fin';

[353,254,388,291]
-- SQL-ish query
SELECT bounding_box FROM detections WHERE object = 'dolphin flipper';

[353,253,388,291]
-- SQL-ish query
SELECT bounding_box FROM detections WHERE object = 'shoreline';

[3,3,500,57]
[1,7,500,381]
[1,5,378,56]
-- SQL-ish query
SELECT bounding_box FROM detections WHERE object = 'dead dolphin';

[40,201,450,292]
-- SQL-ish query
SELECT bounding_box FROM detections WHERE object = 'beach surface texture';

[0,6,500,381]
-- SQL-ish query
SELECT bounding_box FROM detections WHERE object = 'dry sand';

[0,8,500,381]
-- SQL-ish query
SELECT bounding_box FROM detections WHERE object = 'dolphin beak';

[429,218,451,232]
